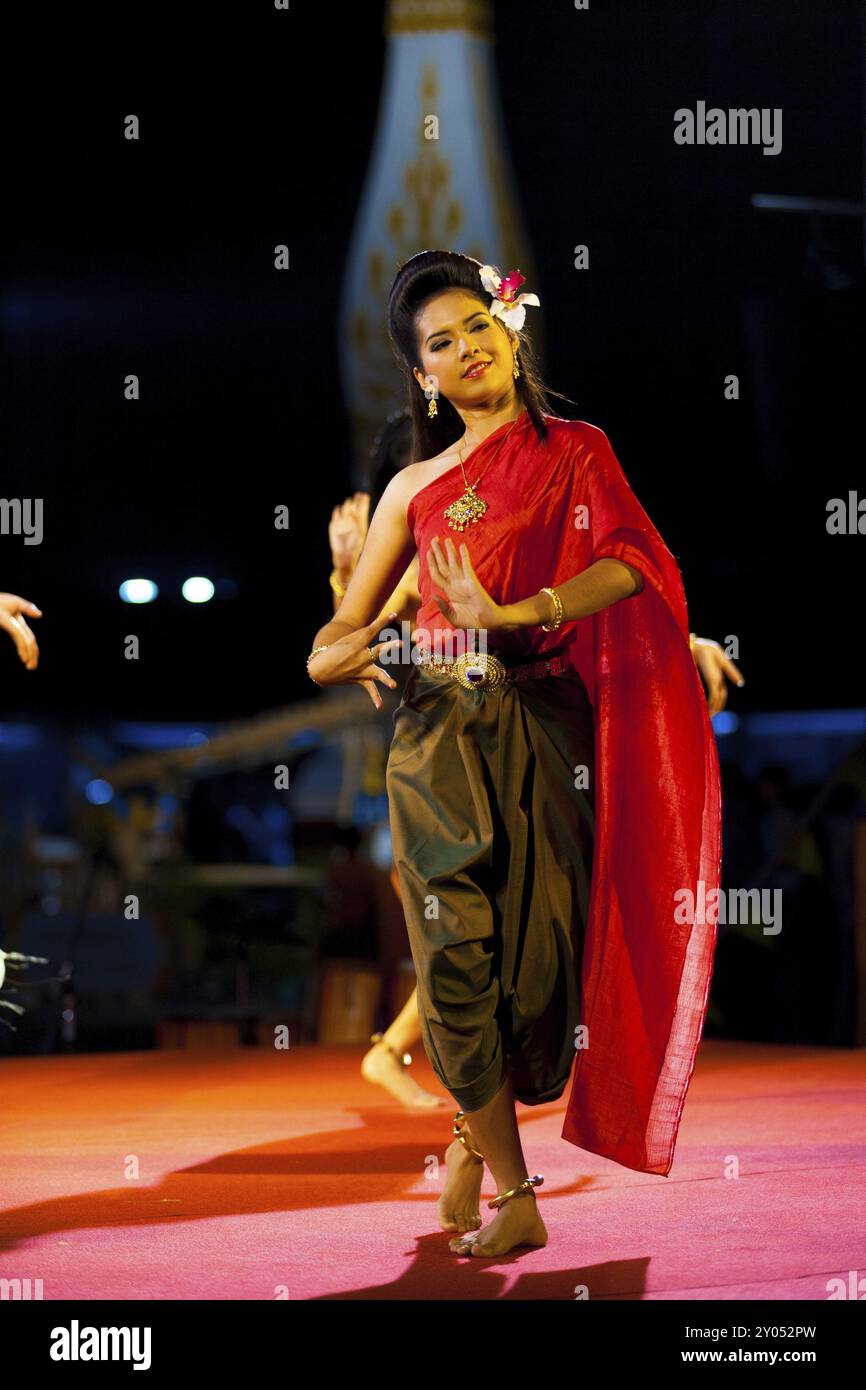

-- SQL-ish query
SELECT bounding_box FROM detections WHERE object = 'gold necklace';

[443,413,523,532]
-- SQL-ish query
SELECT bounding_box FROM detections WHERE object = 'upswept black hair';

[386,249,576,463]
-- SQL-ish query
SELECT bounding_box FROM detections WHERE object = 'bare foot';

[449,1191,547,1257]
[437,1135,484,1234]
[360,1041,448,1110]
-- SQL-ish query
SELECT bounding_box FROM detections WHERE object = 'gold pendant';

[443,485,488,532]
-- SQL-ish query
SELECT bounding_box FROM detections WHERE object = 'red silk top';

[406,410,722,1177]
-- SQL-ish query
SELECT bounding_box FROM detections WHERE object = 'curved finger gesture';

[307,611,403,710]
[693,637,744,717]
[0,593,42,669]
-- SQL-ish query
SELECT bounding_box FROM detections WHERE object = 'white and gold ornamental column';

[339,0,542,472]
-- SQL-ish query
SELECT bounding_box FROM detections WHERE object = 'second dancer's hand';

[693,637,745,716]
[329,492,369,575]
[308,612,402,710]
[0,592,42,669]
[427,536,504,634]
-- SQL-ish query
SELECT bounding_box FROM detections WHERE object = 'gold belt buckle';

[451,650,507,690]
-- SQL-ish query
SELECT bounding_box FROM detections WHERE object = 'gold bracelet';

[330,568,348,598]
[540,586,563,632]
[307,644,330,684]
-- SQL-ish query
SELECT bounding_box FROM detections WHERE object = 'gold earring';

[424,376,438,418]
[512,354,520,379]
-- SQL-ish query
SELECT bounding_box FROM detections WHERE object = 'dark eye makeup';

[430,318,489,351]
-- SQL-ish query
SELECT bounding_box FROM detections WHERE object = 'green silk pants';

[386,661,595,1114]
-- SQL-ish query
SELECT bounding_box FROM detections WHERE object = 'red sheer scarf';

[406,412,722,1176]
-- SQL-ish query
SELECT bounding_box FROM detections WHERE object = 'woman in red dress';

[308,250,729,1258]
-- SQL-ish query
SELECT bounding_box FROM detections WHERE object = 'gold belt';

[416,651,571,691]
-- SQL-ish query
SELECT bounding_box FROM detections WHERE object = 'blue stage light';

[85,779,114,805]
[119,579,158,604]
[712,711,740,735]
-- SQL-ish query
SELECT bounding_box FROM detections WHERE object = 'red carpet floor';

[1,1040,864,1300]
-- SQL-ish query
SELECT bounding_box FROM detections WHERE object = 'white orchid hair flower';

[478,264,541,332]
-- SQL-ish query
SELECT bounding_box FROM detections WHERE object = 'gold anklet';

[488,1174,544,1209]
[453,1110,484,1163]
[369,1032,412,1067]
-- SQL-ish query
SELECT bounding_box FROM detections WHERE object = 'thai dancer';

[309,251,730,1256]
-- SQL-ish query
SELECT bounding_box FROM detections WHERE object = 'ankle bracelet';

[369,1032,412,1067]
[453,1109,484,1163]
[488,1174,544,1209]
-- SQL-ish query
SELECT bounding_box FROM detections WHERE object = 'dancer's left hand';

[426,536,505,633]
[692,636,744,716]
[0,593,41,669]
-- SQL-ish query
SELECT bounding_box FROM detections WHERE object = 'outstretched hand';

[307,611,403,710]
[426,536,504,634]
[0,593,42,669]
[693,637,744,716]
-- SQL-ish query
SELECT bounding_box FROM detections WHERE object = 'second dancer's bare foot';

[437,1136,484,1234]
[360,1041,448,1110]
[448,1192,548,1257]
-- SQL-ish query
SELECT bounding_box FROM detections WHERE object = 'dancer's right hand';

[308,612,402,710]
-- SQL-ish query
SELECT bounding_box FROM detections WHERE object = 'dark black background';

[4,0,862,719]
